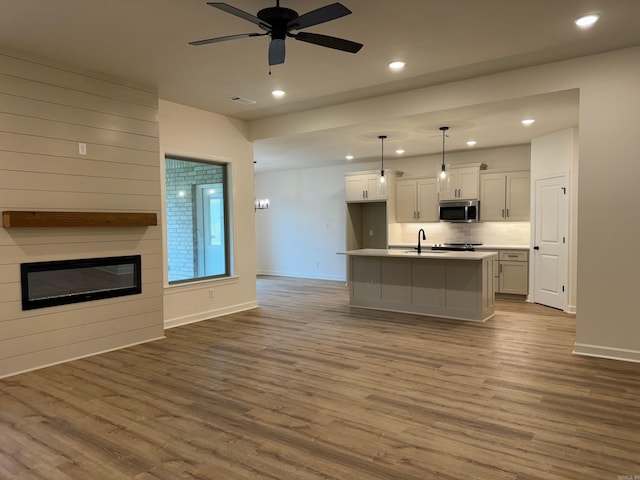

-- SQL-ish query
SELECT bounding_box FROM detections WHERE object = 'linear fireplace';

[21,255,142,310]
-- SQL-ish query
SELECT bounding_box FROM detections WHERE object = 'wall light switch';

[369,229,374,236]
[78,143,87,155]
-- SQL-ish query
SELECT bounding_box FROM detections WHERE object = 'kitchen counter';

[340,248,498,261]
[475,245,530,250]
[388,244,529,251]
[339,249,497,322]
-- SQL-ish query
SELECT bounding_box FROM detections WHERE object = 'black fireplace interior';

[21,255,142,310]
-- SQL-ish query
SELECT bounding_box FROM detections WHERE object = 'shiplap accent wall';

[0,46,163,378]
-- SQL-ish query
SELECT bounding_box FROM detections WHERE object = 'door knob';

[533,246,540,250]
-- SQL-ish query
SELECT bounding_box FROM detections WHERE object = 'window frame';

[163,155,232,285]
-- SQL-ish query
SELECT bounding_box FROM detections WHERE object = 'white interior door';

[533,175,569,310]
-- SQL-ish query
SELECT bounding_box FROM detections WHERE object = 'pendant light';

[378,135,387,183]
[437,126,450,193]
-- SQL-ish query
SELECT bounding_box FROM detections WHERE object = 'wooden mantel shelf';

[2,211,157,228]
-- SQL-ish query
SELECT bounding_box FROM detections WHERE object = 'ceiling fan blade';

[287,2,351,31]
[269,38,286,66]
[293,32,363,53]
[207,2,271,30]
[189,32,266,46]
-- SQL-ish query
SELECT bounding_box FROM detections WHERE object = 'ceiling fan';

[189,1,363,66]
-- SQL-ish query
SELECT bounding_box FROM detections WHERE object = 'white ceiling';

[2,0,639,171]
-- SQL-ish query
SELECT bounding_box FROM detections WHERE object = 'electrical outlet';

[208,288,214,299]
[78,143,87,155]
[369,229,374,236]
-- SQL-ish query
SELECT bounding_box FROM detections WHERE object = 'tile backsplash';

[391,222,530,246]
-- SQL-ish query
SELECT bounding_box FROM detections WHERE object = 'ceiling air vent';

[229,96,257,106]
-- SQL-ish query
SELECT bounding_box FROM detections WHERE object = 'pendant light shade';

[378,135,387,183]
[437,126,450,193]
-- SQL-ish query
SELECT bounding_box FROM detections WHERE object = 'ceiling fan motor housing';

[258,6,298,39]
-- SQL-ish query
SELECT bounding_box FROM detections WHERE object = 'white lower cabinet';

[494,250,529,295]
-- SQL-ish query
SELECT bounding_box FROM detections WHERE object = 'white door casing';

[533,174,569,310]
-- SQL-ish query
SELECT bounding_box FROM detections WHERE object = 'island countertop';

[339,248,497,261]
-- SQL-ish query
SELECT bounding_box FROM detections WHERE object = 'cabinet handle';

[502,209,505,218]
[506,208,510,218]
[417,211,420,219]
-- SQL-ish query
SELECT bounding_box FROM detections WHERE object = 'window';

[165,157,230,283]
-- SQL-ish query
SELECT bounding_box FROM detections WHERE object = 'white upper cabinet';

[480,171,530,221]
[396,178,439,222]
[345,173,387,202]
[439,165,483,201]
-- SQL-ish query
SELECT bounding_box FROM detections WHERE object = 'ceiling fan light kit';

[190,1,364,67]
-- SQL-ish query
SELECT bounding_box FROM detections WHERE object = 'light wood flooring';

[1,276,640,479]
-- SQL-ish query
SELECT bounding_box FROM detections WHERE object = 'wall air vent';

[229,96,257,106]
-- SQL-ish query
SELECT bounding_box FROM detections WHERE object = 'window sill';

[164,275,240,294]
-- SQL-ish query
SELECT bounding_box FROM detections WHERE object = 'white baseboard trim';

[573,343,640,363]
[1,335,166,379]
[164,301,259,329]
[566,304,577,314]
[256,269,345,282]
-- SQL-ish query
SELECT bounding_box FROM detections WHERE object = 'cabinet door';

[438,170,458,201]
[416,178,439,222]
[480,173,507,221]
[351,256,381,300]
[367,175,387,201]
[439,166,480,200]
[457,166,480,200]
[499,260,529,295]
[493,257,501,293]
[345,176,367,202]
[396,180,418,222]
[505,172,530,221]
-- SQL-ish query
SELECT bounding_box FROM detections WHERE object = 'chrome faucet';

[417,228,426,254]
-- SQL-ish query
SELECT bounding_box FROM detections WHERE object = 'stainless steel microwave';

[439,200,480,223]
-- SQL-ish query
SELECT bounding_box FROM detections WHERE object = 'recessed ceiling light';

[271,89,286,98]
[345,155,354,161]
[574,13,600,28]
[466,140,477,146]
[388,60,406,71]
[521,119,535,126]
[395,149,405,155]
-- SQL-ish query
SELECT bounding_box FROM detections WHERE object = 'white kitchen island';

[339,249,498,322]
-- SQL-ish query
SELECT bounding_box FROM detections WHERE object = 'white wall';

[159,100,257,328]
[0,46,164,378]
[574,50,640,361]
[256,163,351,281]
[253,46,640,362]
[530,128,578,312]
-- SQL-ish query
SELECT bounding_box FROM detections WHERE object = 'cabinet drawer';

[499,250,528,261]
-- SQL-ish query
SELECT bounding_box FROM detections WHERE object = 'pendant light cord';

[439,126,449,172]
[378,135,387,176]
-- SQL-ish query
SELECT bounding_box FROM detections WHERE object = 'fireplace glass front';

[21,255,142,310]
